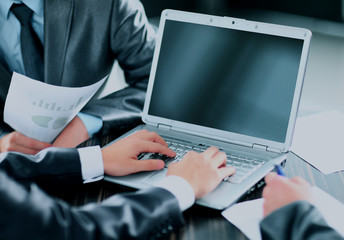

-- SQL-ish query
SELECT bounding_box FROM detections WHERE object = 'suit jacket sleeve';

[0,147,83,189]
[260,201,344,240]
[81,0,156,136]
[0,170,184,240]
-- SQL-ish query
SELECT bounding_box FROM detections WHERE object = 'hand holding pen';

[262,165,313,217]
[274,164,285,176]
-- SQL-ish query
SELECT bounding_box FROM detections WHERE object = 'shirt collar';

[0,0,14,19]
[0,0,43,19]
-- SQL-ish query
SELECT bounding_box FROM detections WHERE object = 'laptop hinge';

[253,143,282,153]
[157,123,172,131]
[252,143,268,151]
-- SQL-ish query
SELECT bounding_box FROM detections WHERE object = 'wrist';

[101,146,111,175]
[156,175,195,211]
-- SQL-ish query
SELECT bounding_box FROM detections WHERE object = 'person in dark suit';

[0,129,236,239]
[260,172,343,239]
[0,0,155,153]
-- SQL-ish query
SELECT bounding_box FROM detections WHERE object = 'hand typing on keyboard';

[138,152,176,167]
[102,129,236,199]
[102,130,176,176]
[139,138,265,184]
[167,146,236,198]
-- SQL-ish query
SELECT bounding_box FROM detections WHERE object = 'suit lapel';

[44,0,74,85]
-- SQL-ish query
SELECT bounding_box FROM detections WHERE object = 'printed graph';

[31,97,83,129]
[32,97,83,112]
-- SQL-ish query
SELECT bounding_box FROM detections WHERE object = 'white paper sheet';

[290,111,344,174]
[4,72,106,142]
[222,198,264,240]
[222,186,344,239]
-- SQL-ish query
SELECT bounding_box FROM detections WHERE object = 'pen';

[274,164,285,176]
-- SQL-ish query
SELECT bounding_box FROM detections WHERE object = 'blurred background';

[141,0,344,35]
[141,0,344,21]
[104,1,344,117]
[138,0,344,116]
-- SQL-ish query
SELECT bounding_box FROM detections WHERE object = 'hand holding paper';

[4,72,106,143]
[0,131,52,155]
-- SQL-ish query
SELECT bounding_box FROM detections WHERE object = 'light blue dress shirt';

[0,0,43,74]
[0,0,102,137]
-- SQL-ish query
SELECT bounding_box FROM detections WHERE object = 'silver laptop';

[104,9,312,210]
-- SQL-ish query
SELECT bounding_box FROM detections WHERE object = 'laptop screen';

[148,20,304,143]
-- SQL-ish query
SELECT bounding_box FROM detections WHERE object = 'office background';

[141,0,344,23]
[102,0,344,118]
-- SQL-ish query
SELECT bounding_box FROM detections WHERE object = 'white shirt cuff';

[156,175,195,211]
[77,146,104,183]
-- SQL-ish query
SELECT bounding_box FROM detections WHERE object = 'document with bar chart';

[4,72,106,142]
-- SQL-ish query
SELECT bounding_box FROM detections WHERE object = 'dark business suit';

[260,201,343,240]
[0,148,184,240]
[0,0,155,138]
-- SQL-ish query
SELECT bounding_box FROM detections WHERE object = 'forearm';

[0,147,82,187]
[0,171,184,240]
[260,201,344,240]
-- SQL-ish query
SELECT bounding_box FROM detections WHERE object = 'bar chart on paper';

[31,97,83,129]
[4,72,107,142]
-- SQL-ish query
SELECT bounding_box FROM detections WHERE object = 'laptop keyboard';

[138,138,265,184]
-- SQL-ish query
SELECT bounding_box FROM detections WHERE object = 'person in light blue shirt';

[0,0,155,154]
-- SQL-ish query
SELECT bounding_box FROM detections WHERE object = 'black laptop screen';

[148,20,304,143]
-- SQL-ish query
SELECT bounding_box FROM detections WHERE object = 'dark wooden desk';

[55,135,344,240]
